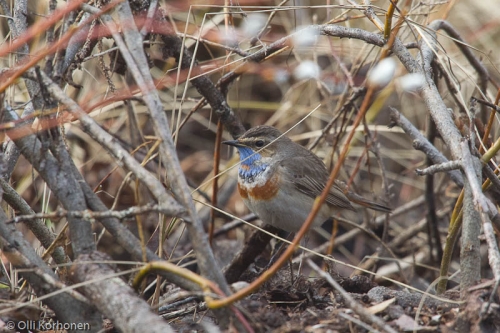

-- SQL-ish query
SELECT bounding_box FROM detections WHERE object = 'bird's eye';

[255,140,265,148]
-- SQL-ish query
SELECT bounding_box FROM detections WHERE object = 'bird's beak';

[222,140,243,147]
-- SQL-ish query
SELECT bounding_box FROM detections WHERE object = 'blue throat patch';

[236,146,268,182]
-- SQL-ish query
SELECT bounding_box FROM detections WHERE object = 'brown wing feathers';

[279,154,354,210]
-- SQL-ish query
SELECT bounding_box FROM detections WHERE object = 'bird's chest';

[236,163,331,232]
[237,165,280,206]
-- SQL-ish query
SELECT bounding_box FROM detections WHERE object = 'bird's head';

[223,126,289,166]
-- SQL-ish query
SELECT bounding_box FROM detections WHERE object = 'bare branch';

[388,107,464,187]
[3,106,96,256]
[29,70,185,215]
[480,211,500,316]
[0,178,68,265]
[416,160,462,176]
[7,204,171,224]
[0,208,101,330]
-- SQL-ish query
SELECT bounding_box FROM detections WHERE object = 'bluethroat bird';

[223,125,391,233]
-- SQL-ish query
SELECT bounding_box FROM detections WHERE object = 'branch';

[416,160,462,176]
[0,178,68,265]
[479,210,500,316]
[0,208,101,330]
[388,107,464,187]
[7,204,169,224]
[28,71,185,215]
[3,106,95,256]
[4,105,199,292]
[460,146,482,298]
[69,163,200,291]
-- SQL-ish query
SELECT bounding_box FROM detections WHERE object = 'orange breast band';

[238,173,280,201]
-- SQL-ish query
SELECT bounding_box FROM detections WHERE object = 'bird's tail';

[345,192,392,213]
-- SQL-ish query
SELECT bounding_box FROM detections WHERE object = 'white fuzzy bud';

[398,73,426,92]
[292,25,319,47]
[294,61,320,80]
[241,13,267,38]
[367,58,396,88]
